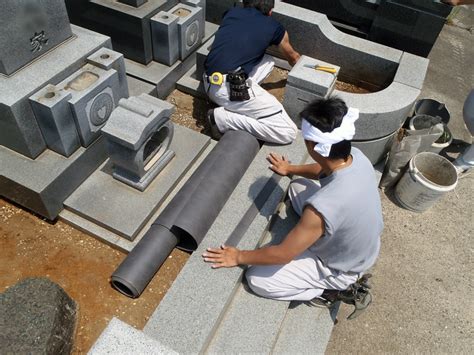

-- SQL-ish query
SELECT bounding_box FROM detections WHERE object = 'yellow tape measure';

[210,72,224,86]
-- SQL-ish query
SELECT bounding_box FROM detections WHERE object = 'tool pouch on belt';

[227,68,250,101]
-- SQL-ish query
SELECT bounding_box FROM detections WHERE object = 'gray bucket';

[414,99,450,124]
[409,114,453,154]
[395,152,458,212]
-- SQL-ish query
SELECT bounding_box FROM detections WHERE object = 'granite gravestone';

[0,0,73,76]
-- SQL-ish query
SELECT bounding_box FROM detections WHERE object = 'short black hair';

[243,0,275,15]
[299,97,352,160]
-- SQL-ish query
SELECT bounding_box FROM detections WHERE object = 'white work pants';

[204,55,297,145]
[245,178,359,301]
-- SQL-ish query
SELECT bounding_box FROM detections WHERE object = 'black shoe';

[206,109,222,140]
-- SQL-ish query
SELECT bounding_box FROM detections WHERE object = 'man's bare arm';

[278,31,301,67]
[442,0,474,5]
[267,153,323,179]
[202,205,325,268]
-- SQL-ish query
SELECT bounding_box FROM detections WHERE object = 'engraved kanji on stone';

[30,31,49,52]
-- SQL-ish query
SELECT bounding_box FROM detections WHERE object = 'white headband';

[301,107,359,157]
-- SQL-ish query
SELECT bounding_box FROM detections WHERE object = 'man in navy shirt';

[204,0,300,144]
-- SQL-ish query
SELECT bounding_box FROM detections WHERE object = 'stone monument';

[0,0,129,220]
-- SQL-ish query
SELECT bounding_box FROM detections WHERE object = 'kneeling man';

[203,97,383,309]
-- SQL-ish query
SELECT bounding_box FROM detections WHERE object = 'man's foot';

[206,109,222,140]
[308,289,339,308]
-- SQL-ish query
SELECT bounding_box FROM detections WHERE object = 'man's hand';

[267,152,291,176]
[202,245,240,268]
[278,31,301,67]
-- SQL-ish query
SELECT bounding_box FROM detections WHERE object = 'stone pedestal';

[102,95,176,191]
[283,55,340,127]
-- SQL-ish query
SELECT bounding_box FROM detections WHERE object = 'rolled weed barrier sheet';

[395,152,458,213]
[111,131,260,298]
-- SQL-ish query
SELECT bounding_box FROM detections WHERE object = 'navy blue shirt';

[205,7,285,76]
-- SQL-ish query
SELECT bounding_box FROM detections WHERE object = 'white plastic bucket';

[395,152,458,212]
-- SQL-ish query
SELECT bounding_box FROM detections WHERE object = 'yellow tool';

[209,72,224,85]
[304,64,337,74]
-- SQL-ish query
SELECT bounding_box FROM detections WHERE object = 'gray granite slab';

[125,20,218,98]
[0,0,73,76]
[176,66,207,99]
[336,82,420,140]
[64,125,210,240]
[88,318,177,355]
[60,140,217,253]
[126,75,157,97]
[353,130,398,165]
[205,205,299,354]
[0,25,111,159]
[272,1,402,88]
[287,55,339,95]
[394,52,430,90]
[0,137,108,220]
[143,137,308,353]
[272,301,339,355]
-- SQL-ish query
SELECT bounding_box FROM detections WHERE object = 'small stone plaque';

[0,0,73,76]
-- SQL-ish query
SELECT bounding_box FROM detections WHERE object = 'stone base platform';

[0,137,107,220]
[62,125,211,244]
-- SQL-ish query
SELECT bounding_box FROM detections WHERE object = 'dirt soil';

[0,199,189,354]
[0,67,373,353]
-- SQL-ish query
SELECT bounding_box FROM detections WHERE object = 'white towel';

[301,107,359,157]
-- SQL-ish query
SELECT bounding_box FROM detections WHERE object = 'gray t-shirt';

[305,148,383,273]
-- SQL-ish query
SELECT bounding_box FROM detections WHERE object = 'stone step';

[88,318,176,355]
[205,203,298,354]
[272,302,339,355]
[142,137,308,353]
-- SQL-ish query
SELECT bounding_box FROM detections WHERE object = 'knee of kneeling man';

[245,268,270,295]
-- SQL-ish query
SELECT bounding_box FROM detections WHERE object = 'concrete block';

[87,47,130,101]
[0,137,108,220]
[29,85,80,157]
[151,11,180,66]
[287,55,339,95]
[64,125,211,240]
[169,3,204,60]
[394,52,429,90]
[0,0,73,76]
[335,82,420,140]
[118,0,149,7]
[102,95,176,191]
[0,25,110,159]
[89,318,177,355]
[353,131,398,165]
[143,137,308,353]
[53,64,120,147]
